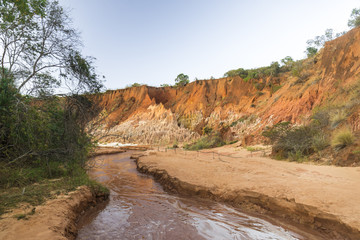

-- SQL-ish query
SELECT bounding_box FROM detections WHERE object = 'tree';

[305,29,346,59]
[0,0,103,96]
[174,73,189,87]
[305,47,318,58]
[280,56,294,71]
[0,0,105,183]
[348,8,360,28]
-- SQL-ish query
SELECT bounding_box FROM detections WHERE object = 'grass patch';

[271,85,282,94]
[246,146,264,152]
[0,166,108,216]
[331,128,354,150]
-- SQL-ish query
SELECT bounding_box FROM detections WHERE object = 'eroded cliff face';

[93,27,360,145]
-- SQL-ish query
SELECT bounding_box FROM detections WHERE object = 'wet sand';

[135,145,360,239]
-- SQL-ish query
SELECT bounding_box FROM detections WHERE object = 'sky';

[58,0,359,90]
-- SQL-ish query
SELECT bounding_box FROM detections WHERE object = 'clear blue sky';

[58,0,359,90]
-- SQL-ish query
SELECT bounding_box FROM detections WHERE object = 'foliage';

[224,61,280,82]
[0,0,105,195]
[271,85,282,94]
[230,116,247,127]
[262,122,291,144]
[305,47,318,58]
[312,132,329,152]
[263,120,330,161]
[305,29,346,58]
[175,73,189,87]
[160,83,170,87]
[0,166,108,215]
[246,146,264,152]
[131,83,141,87]
[224,68,248,78]
[348,8,360,28]
[331,128,354,150]
[274,125,316,158]
[0,0,104,95]
[0,83,100,186]
[280,56,294,71]
[202,126,213,135]
[184,133,225,151]
[330,108,348,129]
[291,60,305,77]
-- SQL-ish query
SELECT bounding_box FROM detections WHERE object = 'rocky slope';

[92,27,360,152]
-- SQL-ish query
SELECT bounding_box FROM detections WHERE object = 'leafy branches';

[0,0,104,96]
[175,73,189,87]
[348,8,360,28]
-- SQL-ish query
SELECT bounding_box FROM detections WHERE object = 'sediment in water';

[134,155,360,240]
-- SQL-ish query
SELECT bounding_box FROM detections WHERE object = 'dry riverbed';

[134,145,360,239]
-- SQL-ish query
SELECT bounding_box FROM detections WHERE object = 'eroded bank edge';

[133,154,360,240]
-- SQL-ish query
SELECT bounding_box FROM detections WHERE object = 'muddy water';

[77,151,303,240]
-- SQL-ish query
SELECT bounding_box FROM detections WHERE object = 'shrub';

[262,121,291,144]
[263,121,329,161]
[312,133,329,152]
[330,108,348,129]
[311,108,330,128]
[202,126,213,135]
[331,128,354,150]
[291,60,304,77]
[288,150,307,162]
[184,133,225,151]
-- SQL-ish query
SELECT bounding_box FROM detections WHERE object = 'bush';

[202,126,213,135]
[330,109,348,129]
[288,150,307,162]
[0,77,97,188]
[262,122,291,144]
[312,133,329,152]
[331,128,354,150]
[184,133,225,151]
[263,121,331,161]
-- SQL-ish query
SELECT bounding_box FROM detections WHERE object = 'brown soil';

[0,186,108,240]
[134,145,360,239]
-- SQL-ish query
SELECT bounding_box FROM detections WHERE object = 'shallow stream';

[76,151,303,240]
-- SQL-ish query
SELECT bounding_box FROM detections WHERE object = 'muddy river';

[76,151,303,240]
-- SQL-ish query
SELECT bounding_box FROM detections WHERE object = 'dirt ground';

[0,186,103,240]
[135,144,360,239]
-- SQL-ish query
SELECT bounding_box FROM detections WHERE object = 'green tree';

[348,8,360,28]
[175,73,189,87]
[305,47,318,58]
[0,0,103,95]
[280,56,294,71]
[0,0,104,187]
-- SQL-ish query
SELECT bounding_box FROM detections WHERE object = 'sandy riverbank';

[0,186,108,240]
[134,145,360,239]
